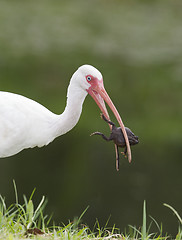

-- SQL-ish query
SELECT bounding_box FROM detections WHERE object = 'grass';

[0,184,181,239]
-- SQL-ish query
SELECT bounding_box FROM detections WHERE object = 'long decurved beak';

[87,80,132,163]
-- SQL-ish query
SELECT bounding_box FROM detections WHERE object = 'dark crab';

[91,114,139,171]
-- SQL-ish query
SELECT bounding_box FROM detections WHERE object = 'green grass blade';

[26,200,34,229]
[33,195,45,221]
[142,200,147,240]
[13,180,18,205]
[77,205,89,225]
[164,203,182,225]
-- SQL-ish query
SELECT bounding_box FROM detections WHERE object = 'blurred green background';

[0,0,182,237]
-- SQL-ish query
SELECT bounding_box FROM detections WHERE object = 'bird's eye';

[87,76,92,81]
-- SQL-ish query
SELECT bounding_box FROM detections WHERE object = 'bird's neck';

[53,85,88,138]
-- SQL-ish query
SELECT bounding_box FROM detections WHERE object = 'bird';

[0,64,131,161]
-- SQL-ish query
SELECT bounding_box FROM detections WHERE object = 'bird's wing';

[0,91,57,157]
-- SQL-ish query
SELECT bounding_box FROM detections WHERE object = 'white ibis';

[0,65,131,162]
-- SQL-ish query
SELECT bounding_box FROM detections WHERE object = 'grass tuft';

[0,188,181,239]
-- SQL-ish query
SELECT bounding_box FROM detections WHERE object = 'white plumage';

[0,64,131,161]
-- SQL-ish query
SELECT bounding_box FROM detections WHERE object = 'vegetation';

[0,184,181,239]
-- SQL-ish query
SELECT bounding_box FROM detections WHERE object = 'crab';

[91,114,139,171]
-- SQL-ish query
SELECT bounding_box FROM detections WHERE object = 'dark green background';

[0,0,182,237]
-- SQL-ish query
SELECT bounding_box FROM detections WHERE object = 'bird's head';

[71,64,131,162]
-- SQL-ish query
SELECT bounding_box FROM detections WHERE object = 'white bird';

[0,65,131,161]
